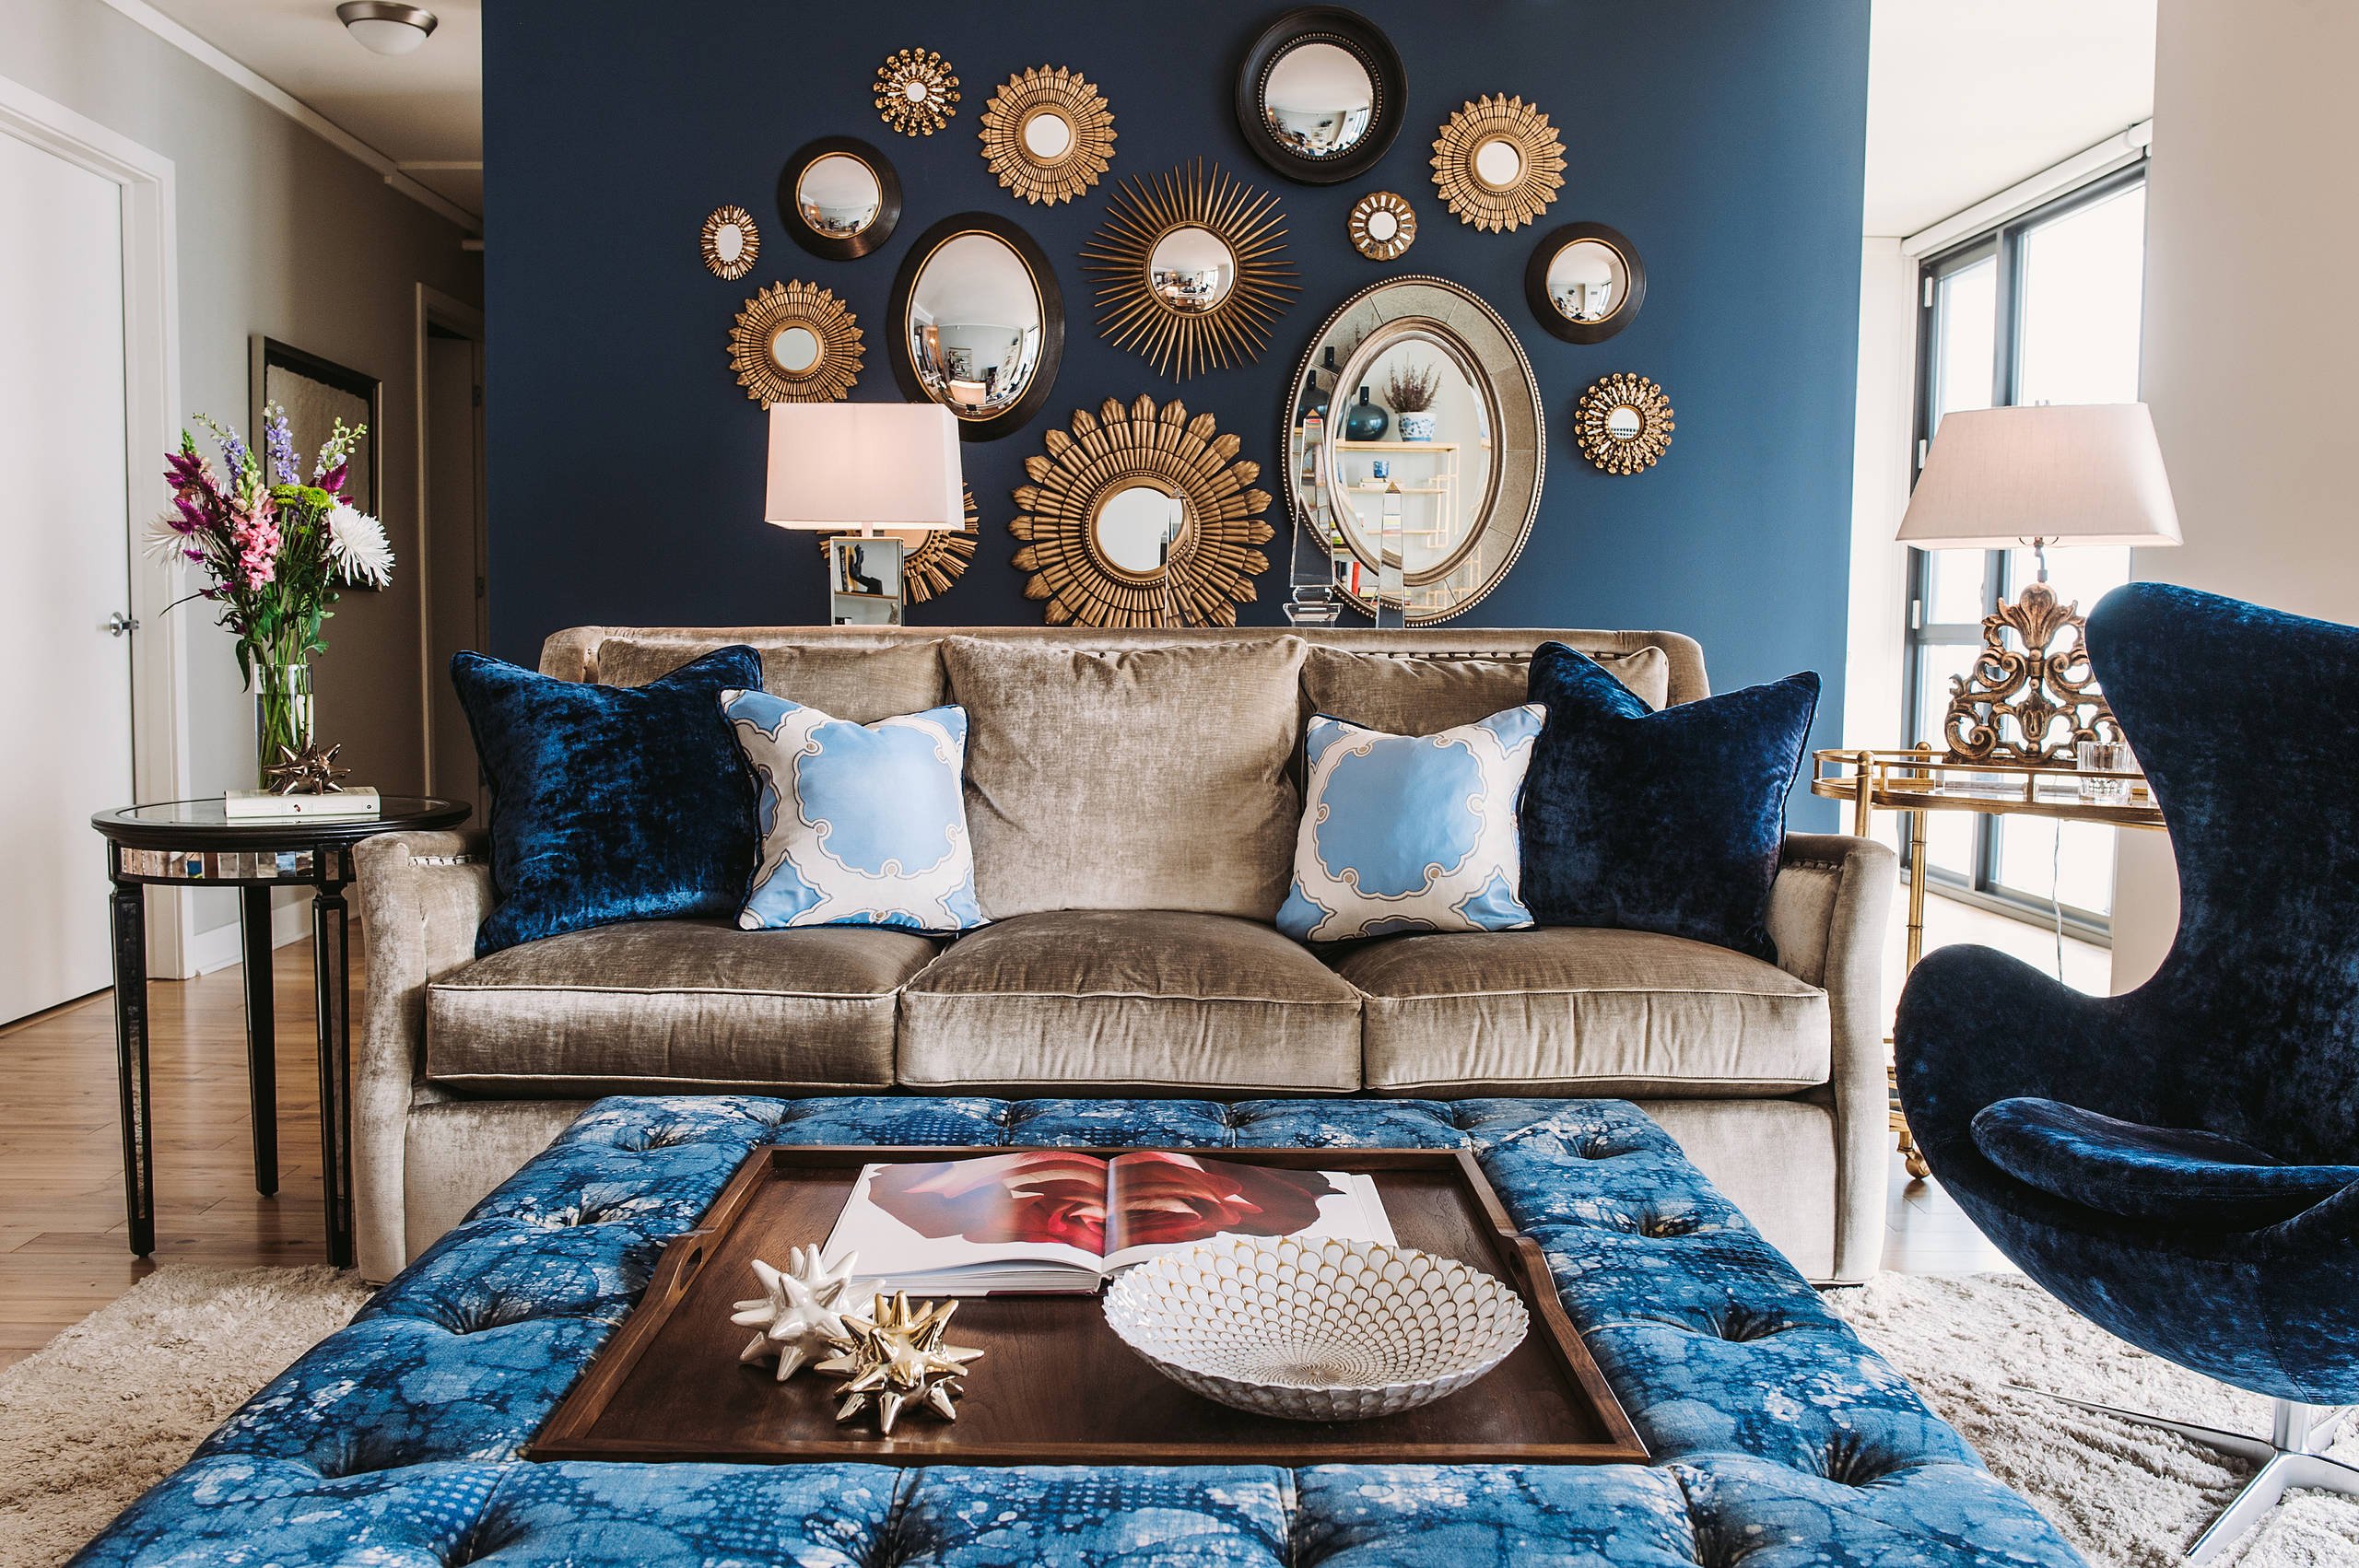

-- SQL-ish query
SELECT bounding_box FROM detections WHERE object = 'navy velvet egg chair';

[1895,581,2359,1562]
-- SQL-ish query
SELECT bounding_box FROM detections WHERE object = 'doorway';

[0,125,136,1024]
[417,288,487,817]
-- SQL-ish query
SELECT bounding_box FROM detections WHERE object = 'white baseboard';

[185,896,312,977]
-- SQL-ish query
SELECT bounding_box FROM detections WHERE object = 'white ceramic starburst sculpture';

[730,1246,880,1381]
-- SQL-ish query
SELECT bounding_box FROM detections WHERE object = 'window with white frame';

[1905,164,2147,940]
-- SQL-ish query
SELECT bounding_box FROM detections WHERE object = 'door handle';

[105,611,139,638]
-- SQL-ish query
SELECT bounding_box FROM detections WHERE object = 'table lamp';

[1895,403,2180,763]
[766,403,964,626]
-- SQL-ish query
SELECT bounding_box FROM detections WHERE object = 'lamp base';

[827,534,906,626]
[1939,578,2119,765]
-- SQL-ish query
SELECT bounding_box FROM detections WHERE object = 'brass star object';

[875,48,959,136]
[813,1291,983,1435]
[730,1246,880,1382]
[265,740,350,795]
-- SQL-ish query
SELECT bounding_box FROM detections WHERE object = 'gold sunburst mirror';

[875,48,959,136]
[1575,372,1674,474]
[727,282,863,404]
[1347,191,1415,260]
[814,485,979,604]
[1081,160,1297,380]
[980,65,1116,205]
[1431,96,1566,232]
[699,205,759,281]
[1011,395,1273,626]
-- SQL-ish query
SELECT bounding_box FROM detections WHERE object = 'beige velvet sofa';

[353,625,1894,1286]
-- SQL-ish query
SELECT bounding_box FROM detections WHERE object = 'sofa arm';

[1765,832,1896,1282]
[353,829,491,1281]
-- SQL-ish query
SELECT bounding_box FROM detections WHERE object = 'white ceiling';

[1866,0,2155,237]
[141,0,482,217]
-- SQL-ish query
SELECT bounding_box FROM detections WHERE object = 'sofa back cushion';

[1303,646,1668,735]
[595,636,946,723]
[943,636,1309,919]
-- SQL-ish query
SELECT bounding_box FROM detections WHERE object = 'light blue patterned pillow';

[720,688,987,933]
[1277,704,1545,942]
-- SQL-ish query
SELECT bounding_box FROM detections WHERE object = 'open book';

[821,1150,1396,1295]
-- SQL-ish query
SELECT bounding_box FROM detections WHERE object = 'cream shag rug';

[0,1265,371,1568]
[1827,1272,2359,1567]
[2,1265,2353,1566]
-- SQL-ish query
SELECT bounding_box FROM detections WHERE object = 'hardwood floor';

[0,895,2049,1368]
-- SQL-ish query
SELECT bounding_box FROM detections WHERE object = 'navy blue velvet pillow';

[452,646,763,955]
[1520,643,1818,961]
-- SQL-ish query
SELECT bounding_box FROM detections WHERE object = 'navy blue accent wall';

[485,0,1867,826]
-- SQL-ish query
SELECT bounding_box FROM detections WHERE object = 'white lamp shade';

[1895,403,2181,551]
[764,403,963,532]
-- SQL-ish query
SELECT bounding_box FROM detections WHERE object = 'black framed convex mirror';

[1525,222,1647,345]
[779,136,903,261]
[1234,6,1405,185]
[888,211,1065,442]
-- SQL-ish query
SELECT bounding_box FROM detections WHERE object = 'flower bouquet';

[148,406,394,788]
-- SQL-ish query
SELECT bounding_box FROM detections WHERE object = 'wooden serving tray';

[525,1145,1647,1467]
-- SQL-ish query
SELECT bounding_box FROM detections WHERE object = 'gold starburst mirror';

[875,48,959,136]
[1081,160,1297,380]
[815,485,979,604]
[1347,191,1415,260]
[979,65,1116,205]
[1431,96,1566,232]
[1011,395,1273,626]
[699,205,758,281]
[1574,372,1674,474]
[727,282,863,404]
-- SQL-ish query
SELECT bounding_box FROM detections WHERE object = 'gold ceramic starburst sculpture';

[813,1291,983,1435]
[730,1246,879,1382]
[265,741,350,795]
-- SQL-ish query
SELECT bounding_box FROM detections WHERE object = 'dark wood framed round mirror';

[1524,222,1647,345]
[779,136,903,262]
[888,211,1065,443]
[1233,6,1405,185]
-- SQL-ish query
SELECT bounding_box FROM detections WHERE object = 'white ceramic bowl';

[1101,1234,1529,1422]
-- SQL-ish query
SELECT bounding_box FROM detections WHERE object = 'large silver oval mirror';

[796,154,883,239]
[1285,276,1545,623]
[1262,41,1375,159]
[906,233,1043,415]
[1147,226,1236,314]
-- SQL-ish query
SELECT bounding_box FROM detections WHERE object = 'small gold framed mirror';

[1011,395,1273,626]
[1347,191,1415,260]
[728,282,863,404]
[875,48,958,135]
[1574,371,1674,474]
[699,205,758,280]
[1431,96,1565,232]
[980,65,1116,205]
[1082,159,1297,380]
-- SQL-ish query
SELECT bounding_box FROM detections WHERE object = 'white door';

[0,128,135,1024]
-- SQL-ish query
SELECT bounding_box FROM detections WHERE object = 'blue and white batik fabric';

[720,688,987,934]
[1277,704,1544,942]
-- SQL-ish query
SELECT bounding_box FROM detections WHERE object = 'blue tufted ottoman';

[74,1097,2083,1565]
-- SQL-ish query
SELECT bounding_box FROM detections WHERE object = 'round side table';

[92,797,472,1268]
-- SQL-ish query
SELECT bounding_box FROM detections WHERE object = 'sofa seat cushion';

[898,910,1363,1094]
[427,919,934,1094]
[1334,927,1830,1096]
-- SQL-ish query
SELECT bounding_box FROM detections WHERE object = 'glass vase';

[250,661,315,789]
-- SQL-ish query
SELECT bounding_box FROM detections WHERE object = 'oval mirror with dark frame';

[889,211,1064,442]
[779,136,903,261]
[1234,6,1405,185]
[1525,222,1647,344]
[1284,276,1544,624]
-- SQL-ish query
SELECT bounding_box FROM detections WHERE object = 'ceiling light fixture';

[336,1,437,56]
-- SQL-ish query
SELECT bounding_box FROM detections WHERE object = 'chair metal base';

[2027,1391,2357,1562]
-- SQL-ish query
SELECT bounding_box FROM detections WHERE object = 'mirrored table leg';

[109,880,155,1258]
[239,885,278,1196]
[311,880,354,1270]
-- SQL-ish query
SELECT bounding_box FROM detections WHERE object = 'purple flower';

[262,404,298,485]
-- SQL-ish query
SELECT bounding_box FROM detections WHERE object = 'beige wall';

[1,0,481,950]
[2112,0,2359,989]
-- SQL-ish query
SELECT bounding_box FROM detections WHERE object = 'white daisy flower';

[325,502,394,589]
